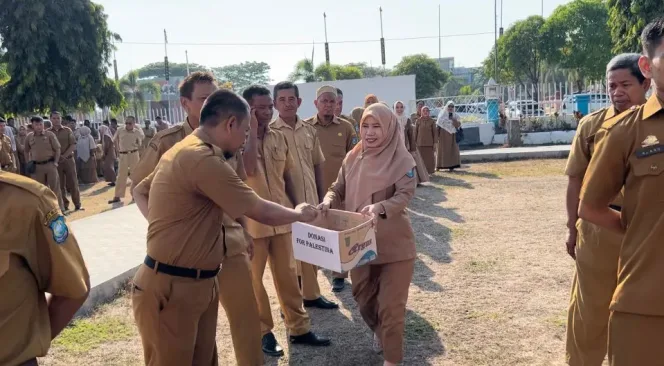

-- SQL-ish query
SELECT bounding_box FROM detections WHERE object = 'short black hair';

[84,119,90,125]
[110,118,118,124]
[50,111,61,118]
[31,116,43,123]
[7,117,14,122]
[200,89,250,127]
[273,81,299,99]
[607,53,646,84]
[242,85,271,104]
[64,114,73,121]
[642,17,664,58]
[0,117,5,123]
[336,88,343,96]
[102,120,109,126]
[155,116,162,120]
[179,71,217,100]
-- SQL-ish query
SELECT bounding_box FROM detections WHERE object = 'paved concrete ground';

[72,144,571,316]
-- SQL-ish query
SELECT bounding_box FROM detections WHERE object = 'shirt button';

[651,164,658,171]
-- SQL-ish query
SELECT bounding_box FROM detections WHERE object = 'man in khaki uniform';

[131,72,264,366]
[242,85,331,357]
[132,89,319,366]
[272,81,338,310]
[0,119,16,172]
[24,116,65,211]
[141,119,156,156]
[579,18,664,365]
[0,171,90,366]
[50,112,82,212]
[564,53,649,366]
[306,86,357,292]
[108,116,142,204]
[334,88,359,135]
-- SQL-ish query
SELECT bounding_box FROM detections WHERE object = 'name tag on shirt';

[635,144,664,159]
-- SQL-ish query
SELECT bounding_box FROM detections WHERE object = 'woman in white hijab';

[435,101,461,171]
[76,126,98,184]
[394,101,429,184]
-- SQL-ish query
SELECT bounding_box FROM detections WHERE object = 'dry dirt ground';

[44,159,576,366]
[64,179,135,221]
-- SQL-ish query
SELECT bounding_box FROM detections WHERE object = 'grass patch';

[464,310,503,321]
[52,316,134,353]
[466,159,565,178]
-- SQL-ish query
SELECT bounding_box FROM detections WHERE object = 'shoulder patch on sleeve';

[45,211,69,244]
[406,168,415,178]
[600,108,637,131]
[352,136,359,145]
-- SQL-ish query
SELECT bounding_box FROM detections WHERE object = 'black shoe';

[74,205,83,211]
[262,333,284,357]
[280,311,285,319]
[108,182,116,187]
[289,331,331,346]
[64,205,70,212]
[332,278,346,292]
[303,296,339,309]
[108,197,121,204]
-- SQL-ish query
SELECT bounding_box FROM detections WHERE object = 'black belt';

[1,164,12,170]
[609,204,622,212]
[119,149,138,154]
[35,158,54,165]
[144,255,220,279]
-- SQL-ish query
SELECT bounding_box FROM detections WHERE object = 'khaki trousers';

[132,265,219,366]
[115,151,140,199]
[253,233,310,336]
[351,259,415,364]
[33,162,64,210]
[57,157,81,208]
[608,311,664,366]
[566,219,621,366]
[218,253,263,366]
[297,261,321,301]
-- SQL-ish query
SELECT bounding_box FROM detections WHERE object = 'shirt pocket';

[304,135,314,150]
[271,146,287,161]
[331,141,346,158]
[631,155,664,200]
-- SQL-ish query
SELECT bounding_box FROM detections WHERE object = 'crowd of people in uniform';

[2,16,664,366]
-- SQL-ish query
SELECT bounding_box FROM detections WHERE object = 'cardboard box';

[292,209,377,273]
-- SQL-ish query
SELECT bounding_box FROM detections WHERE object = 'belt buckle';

[196,269,201,279]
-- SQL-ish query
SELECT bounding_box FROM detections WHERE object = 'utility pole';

[112,37,119,82]
[494,0,498,79]
[438,4,441,60]
[499,0,504,36]
[185,50,190,75]
[541,0,544,17]
[323,13,330,65]
[164,29,171,122]
[380,7,386,73]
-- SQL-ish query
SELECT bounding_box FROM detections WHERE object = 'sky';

[97,0,572,82]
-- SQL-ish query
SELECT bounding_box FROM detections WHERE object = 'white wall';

[492,131,576,145]
[268,75,416,119]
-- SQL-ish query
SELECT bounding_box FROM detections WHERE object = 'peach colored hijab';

[364,94,379,107]
[344,103,416,212]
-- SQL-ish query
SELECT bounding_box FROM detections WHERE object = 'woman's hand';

[360,204,383,227]
[317,201,331,216]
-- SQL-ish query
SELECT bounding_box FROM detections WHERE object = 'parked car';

[506,100,545,118]
[561,93,610,115]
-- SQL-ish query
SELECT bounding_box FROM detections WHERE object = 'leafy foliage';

[608,0,664,53]
[313,63,364,81]
[212,61,270,92]
[289,59,315,83]
[134,62,209,80]
[345,62,389,78]
[120,71,161,116]
[391,54,449,99]
[544,0,612,85]
[95,78,125,110]
[0,0,120,113]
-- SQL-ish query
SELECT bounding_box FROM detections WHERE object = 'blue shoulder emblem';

[49,215,69,244]
[406,168,415,178]
[352,136,359,145]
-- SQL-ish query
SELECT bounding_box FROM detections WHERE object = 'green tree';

[544,0,612,90]
[346,62,388,78]
[135,62,208,80]
[459,85,474,95]
[334,65,363,80]
[212,61,270,92]
[95,78,125,110]
[314,63,336,81]
[120,71,161,116]
[0,0,119,113]
[608,0,664,53]
[391,54,449,99]
[289,59,315,83]
[441,77,464,96]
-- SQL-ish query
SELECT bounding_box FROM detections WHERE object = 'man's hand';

[317,201,331,216]
[247,237,255,260]
[250,108,258,132]
[295,203,318,222]
[566,229,577,260]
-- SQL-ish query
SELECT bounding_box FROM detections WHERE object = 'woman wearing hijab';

[75,126,98,184]
[99,124,117,185]
[436,101,461,171]
[414,106,437,174]
[320,103,417,366]
[350,107,364,135]
[394,101,429,184]
[16,125,28,176]
[364,94,379,107]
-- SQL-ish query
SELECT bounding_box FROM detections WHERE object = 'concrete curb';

[461,149,570,163]
[75,265,139,318]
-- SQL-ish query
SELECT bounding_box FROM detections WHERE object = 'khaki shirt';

[244,128,294,239]
[49,125,76,159]
[142,127,156,149]
[325,162,417,265]
[134,129,260,269]
[405,119,417,152]
[0,135,14,169]
[132,120,249,257]
[581,94,664,316]
[113,126,142,153]
[339,114,359,135]
[305,115,357,191]
[566,107,624,207]
[415,117,437,147]
[271,116,325,205]
[25,131,60,162]
[0,172,89,365]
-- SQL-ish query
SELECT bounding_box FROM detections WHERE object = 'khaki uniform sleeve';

[346,124,357,151]
[36,189,89,298]
[235,151,247,181]
[380,173,417,218]
[324,163,346,209]
[565,116,593,177]
[134,169,155,198]
[311,131,326,166]
[68,129,76,149]
[192,155,261,219]
[580,127,630,207]
[49,133,61,153]
[131,142,162,190]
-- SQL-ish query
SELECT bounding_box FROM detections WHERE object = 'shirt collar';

[312,115,340,126]
[193,128,226,160]
[604,106,617,120]
[643,93,664,120]
[183,117,195,136]
[273,115,304,130]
